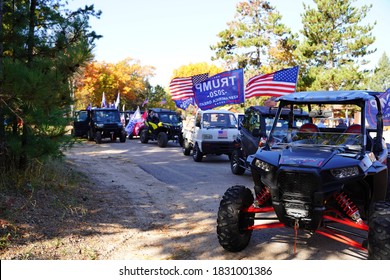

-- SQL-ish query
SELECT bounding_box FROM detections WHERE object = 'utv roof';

[199,109,236,114]
[149,108,176,113]
[91,107,119,111]
[248,106,308,116]
[277,90,381,103]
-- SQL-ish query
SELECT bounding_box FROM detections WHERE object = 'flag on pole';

[101,92,107,108]
[134,110,148,136]
[125,107,142,135]
[193,69,244,110]
[114,92,120,109]
[174,97,195,110]
[245,66,299,99]
[367,88,390,127]
[142,98,149,107]
[169,73,209,100]
[381,88,390,126]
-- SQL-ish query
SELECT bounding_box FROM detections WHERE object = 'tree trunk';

[19,0,37,169]
[0,0,6,172]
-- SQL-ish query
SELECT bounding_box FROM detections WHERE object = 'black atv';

[231,106,309,179]
[217,90,390,259]
[87,108,127,144]
[139,108,183,147]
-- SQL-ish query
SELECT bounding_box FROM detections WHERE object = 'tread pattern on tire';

[368,201,390,260]
[231,149,245,175]
[217,185,254,252]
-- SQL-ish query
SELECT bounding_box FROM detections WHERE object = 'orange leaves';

[73,58,155,109]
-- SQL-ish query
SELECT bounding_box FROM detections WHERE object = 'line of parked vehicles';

[72,89,390,259]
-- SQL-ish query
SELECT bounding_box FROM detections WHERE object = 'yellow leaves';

[73,58,155,109]
[171,62,223,80]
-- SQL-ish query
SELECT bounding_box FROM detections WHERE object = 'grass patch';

[0,158,89,255]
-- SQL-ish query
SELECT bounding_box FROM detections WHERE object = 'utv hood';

[279,146,334,168]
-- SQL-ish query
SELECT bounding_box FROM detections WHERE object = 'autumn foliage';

[73,58,155,110]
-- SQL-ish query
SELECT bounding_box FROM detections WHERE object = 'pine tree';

[210,0,298,76]
[0,0,101,172]
[368,52,390,92]
[299,0,376,90]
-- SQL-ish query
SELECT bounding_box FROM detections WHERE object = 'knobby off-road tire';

[193,143,203,162]
[217,185,255,252]
[231,149,246,175]
[95,131,102,144]
[182,139,191,156]
[157,132,168,147]
[368,201,390,259]
[140,130,149,144]
[120,132,126,143]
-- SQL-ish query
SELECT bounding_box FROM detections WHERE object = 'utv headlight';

[96,123,104,128]
[203,134,213,140]
[254,159,272,172]
[330,166,359,178]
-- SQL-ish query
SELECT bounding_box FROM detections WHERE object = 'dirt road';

[1,139,368,260]
[62,141,367,260]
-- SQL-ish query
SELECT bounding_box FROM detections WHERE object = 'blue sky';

[69,0,390,87]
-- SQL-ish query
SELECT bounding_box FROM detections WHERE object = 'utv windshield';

[266,115,310,138]
[202,113,238,129]
[158,113,181,124]
[268,104,365,152]
[94,110,121,123]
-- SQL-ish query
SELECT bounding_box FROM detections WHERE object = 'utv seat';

[294,123,320,142]
[345,124,361,134]
[343,124,373,151]
[299,123,320,133]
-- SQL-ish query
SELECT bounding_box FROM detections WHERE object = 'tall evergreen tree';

[368,52,390,92]
[210,0,298,76]
[0,0,101,172]
[299,0,376,90]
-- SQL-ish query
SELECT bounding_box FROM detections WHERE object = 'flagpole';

[294,66,300,92]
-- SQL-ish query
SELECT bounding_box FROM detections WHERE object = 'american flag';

[245,66,299,99]
[142,98,149,107]
[169,73,209,100]
[218,130,227,139]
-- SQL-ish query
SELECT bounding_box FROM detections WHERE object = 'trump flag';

[193,69,244,110]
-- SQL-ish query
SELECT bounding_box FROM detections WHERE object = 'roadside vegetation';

[0,157,88,257]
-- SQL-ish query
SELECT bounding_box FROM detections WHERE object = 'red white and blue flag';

[245,66,299,99]
[142,98,149,107]
[169,73,209,100]
[218,130,228,139]
[134,110,148,136]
